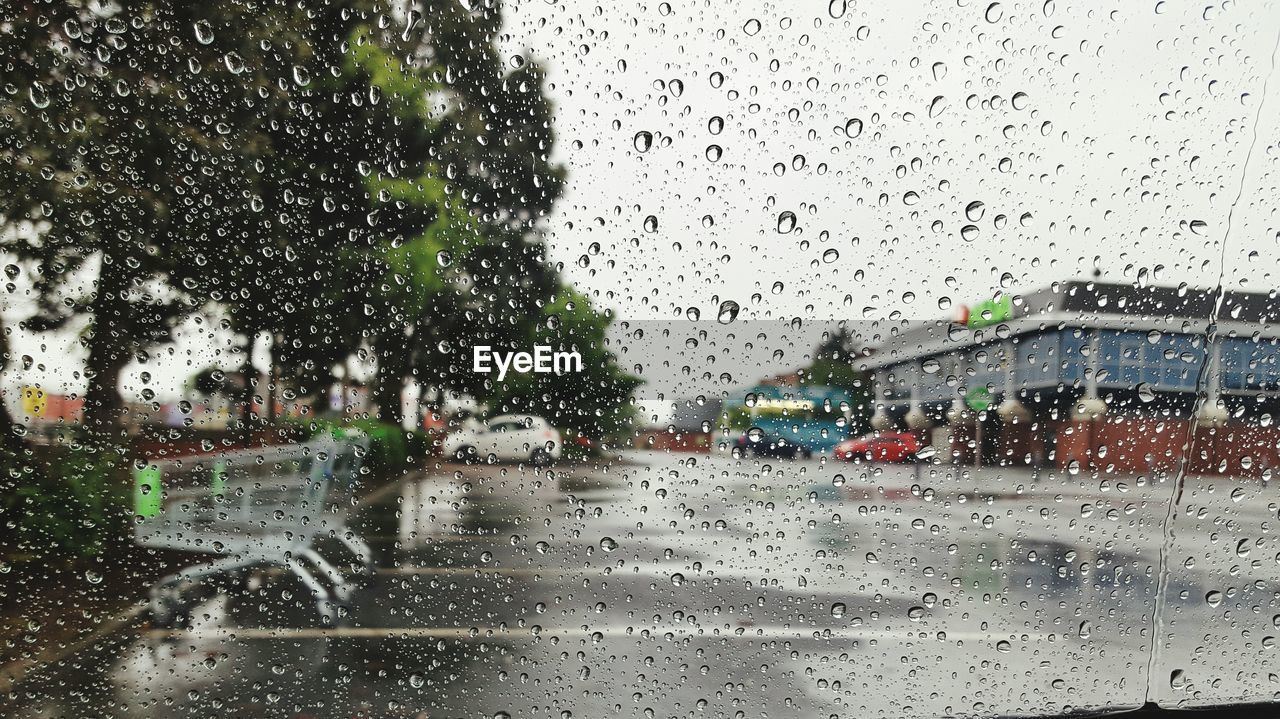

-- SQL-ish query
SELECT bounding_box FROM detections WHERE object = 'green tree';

[364,2,567,427]
[481,286,642,441]
[804,325,873,434]
[0,1,292,439]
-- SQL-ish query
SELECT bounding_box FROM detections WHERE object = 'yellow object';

[20,386,46,418]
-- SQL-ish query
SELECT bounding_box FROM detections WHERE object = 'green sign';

[965,386,993,412]
[134,465,162,518]
[211,460,228,497]
[967,295,1013,329]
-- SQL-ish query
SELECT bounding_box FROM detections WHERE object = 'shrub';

[2,443,124,559]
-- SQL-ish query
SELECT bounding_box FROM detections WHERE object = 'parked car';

[442,414,562,465]
[834,431,921,463]
[733,430,814,459]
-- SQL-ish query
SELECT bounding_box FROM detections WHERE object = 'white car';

[442,414,562,465]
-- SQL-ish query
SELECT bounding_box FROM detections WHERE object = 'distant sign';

[965,386,993,412]
[957,295,1014,329]
[752,398,815,411]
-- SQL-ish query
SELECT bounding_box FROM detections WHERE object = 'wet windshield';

[3,1,1280,717]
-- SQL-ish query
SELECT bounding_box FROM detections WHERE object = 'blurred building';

[864,280,1280,476]
[636,398,722,452]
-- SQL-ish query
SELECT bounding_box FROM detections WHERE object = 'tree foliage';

[1,1,640,452]
[804,325,872,434]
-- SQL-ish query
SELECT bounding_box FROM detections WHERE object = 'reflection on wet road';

[7,451,1279,718]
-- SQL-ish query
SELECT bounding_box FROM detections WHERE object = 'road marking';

[364,534,516,543]
[375,566,545,576]
[144,625,1050,643]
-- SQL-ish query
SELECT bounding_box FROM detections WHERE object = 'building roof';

[863,279,1280,370]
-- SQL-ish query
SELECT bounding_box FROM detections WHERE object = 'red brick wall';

[636,431,713,453]
[1051,416,1280,478]
[132,428,303,462]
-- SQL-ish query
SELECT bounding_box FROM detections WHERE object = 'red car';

[834,432,921,463]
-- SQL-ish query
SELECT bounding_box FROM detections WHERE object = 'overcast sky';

[5,0,1280,406]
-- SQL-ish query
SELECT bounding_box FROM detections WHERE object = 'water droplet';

[600,537,618,552]
[671,573,685,586]
[928,95,948,118]
[224,51,246,75]
[1011,91,1029,110]
[964,200,985,222]
[831,603,847,617]
[822,248,839,263]
[777,211,797,233]
[1170,669,1186,689]
[985,2,1003,23]
[708,116,724,135]
[743,19,762,36]
[717,300,740,324]
[85,570,102,585]
[1205,590,1223,607]
[1136,383,1155,402]
[922,358,941,374]
[1079,620,1092,638]
[960,225,979,242]
[908,606,925,621]
[193,19,215,45]
[409,673,425,688]
[436,250,452,267]
[705,144,723,161]
[996,639,1012,652]
[643,215,659,233]
[633,131,653,152]
[28,84,50,109]
[844,118,863,138]
[828,0,847,19]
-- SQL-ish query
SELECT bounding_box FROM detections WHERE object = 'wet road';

[6,451,1280,718]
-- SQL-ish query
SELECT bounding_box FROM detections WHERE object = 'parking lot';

[5,451,1277,717]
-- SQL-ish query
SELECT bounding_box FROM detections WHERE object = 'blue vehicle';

[725,384,854,458]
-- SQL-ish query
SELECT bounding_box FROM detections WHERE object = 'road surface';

[5,451,1278,718]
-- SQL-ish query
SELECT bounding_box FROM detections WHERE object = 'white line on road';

[145,625,1052,644]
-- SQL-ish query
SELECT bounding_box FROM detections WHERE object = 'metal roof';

[863,280,1280,370]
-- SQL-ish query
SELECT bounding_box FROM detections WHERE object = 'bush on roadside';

[2,443,124,559]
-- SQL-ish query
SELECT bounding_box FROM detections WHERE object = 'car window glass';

[5,2,1280,718]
